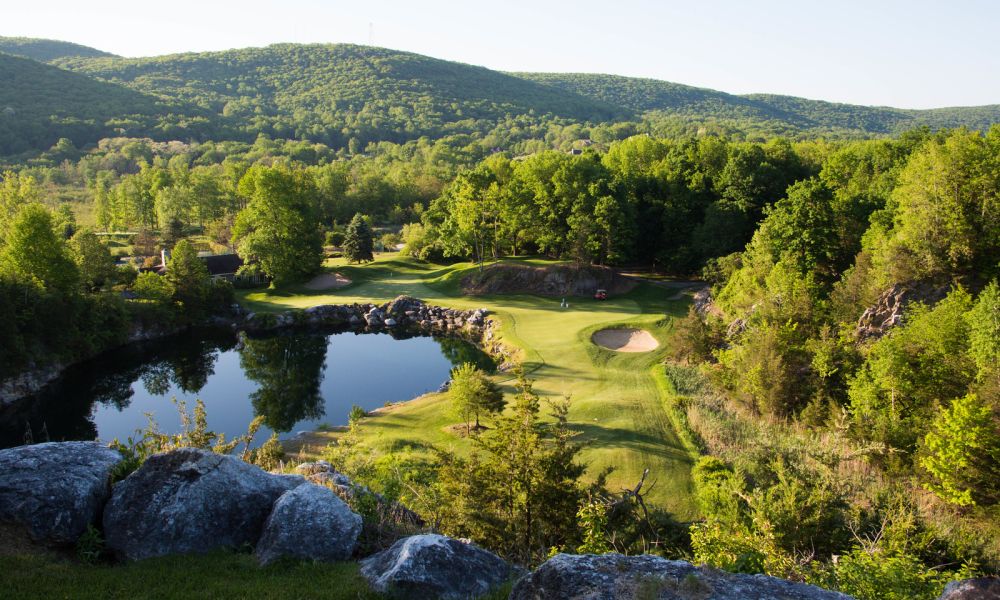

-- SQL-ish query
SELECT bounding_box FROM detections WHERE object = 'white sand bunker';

[592,328,659,353]
[304,272,352,291]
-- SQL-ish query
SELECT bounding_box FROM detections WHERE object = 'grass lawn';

[0,552,379,599]
[239,255,700,519]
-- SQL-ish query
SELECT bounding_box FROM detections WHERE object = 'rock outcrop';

[510,553,851,600]
[856,283,948,341]
[0,441,122,544]
[360,534,515,599]
[103,447,303,561]
[255,483,362,565]
[939,577,1000,600]
[460,263,635,297]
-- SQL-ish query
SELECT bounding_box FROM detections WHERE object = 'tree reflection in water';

[239,332,328,432]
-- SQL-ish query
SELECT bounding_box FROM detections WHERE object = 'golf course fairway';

[238,255,699,519]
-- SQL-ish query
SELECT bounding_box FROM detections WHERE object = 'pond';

[0,328,493,449]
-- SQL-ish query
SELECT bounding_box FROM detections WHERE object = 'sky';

[5,0,999,109]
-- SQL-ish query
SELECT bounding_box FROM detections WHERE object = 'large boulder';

[255,483,362,565]
[0,441,122,544]
[103,447,303,561]
[939,578,1000,600]
[360,534,515,599]
[511,553,851,600]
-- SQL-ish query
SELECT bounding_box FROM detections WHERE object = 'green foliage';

[0,203,79,293]
[966,281,1000,379]
[348,404,368,424]
[435,373,586,565]
[0,36,115,62]
[75,524,107,565]
[848,288,976,454]
[448,363,505,432]
[132,271,173,303]
[815,546,970,600]
[232,165,323,285]
[69,230,117,291]
[165,239,210,314]
[919,393,1000,506]
[108,398,277,480]
[342,213,374,263]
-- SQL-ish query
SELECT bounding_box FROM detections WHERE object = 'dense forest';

[4,38,1000,161]
[0,37,116,62]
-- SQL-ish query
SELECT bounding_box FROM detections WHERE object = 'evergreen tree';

[343,213,374,263]
[920,393,1000,506]
[165,239,210,314]
[436,372,585,564]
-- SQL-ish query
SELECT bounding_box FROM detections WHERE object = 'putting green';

[238,255,699,518]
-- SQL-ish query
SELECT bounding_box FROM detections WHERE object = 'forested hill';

[516,72,1000,134]
[0,36,116,62]
[0,53,213,156]
[52,44,624,147]
[3,39,1000,158]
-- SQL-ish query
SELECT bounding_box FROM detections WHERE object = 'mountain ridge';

[2,38,999,157]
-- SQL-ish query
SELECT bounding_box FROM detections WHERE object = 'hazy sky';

[5,0,999,109]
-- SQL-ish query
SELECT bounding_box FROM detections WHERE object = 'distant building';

[200,253,244,279]
[149,250,243,280]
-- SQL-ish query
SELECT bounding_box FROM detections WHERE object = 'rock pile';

[244,296,491,338]
[102,448,306,561]
[511,553,852,600]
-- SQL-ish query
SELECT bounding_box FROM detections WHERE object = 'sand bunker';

[591,328,659,353]
[303,272,352,291]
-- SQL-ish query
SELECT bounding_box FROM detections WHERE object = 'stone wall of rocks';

[2,296,515,407]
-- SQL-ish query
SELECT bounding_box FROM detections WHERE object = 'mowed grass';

[0,552,379,600]
[239,256,699,519]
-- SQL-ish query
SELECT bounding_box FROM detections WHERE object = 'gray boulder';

[511,553,852,600]
[939,578,1000,600]
[0,441,122,544]
[255,483,362,565]
[360,534,515,599]
[103,447,303,561]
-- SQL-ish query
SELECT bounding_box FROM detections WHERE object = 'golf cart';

[594,288,608,300]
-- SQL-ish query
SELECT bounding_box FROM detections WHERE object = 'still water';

[1,328,493,448]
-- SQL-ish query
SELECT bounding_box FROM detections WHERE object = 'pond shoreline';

[0,296,514,411]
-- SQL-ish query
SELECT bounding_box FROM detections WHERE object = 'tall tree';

[0,203,78,294]
[165,239,210,314]
[69,230,116,292]
[342,213,374,263]
[449,363,504,433]
[232,165,323,285]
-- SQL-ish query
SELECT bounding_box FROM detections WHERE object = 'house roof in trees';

[200,253,243,276]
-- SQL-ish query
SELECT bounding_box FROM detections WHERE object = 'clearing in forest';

[238,256,700,518]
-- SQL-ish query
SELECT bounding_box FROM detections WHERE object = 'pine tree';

[920,393,1000,506]
[343,213,374,263]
